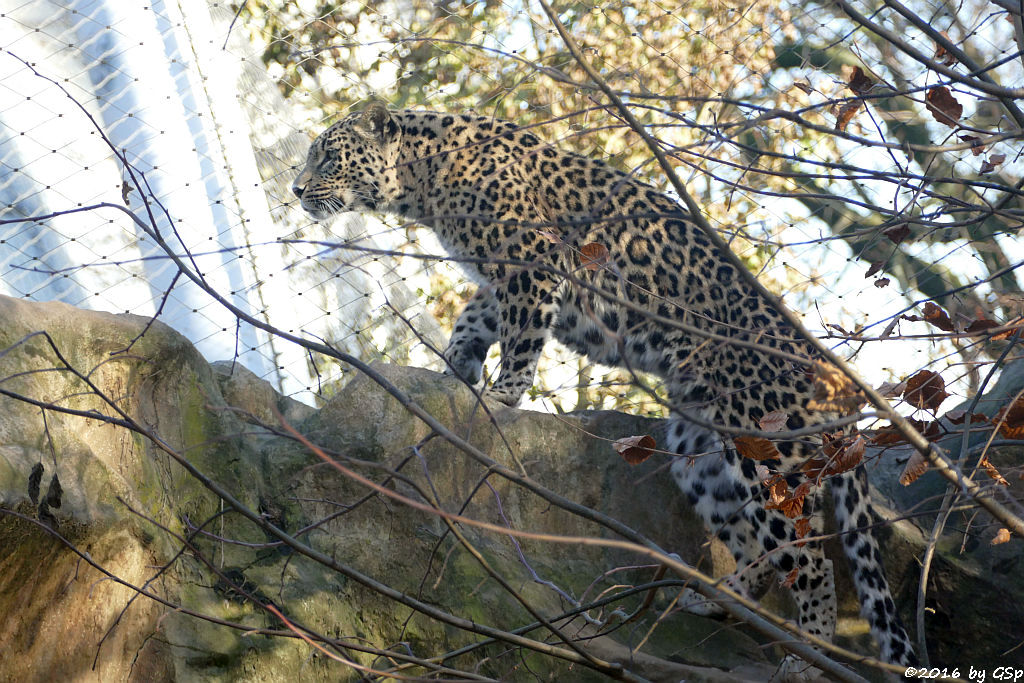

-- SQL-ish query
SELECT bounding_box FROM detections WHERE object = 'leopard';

[292,101,917,671]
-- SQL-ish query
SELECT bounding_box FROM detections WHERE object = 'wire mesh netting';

[1,0,450,405]
[2,0,1021,413]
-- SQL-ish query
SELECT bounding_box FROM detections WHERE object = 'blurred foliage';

[238,0,790,228]
[234,0,1024,412]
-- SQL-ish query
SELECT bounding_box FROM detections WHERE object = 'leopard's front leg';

[444,287,499,387]
[483,269,560,406]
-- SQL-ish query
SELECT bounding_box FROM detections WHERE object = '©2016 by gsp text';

[906,667,1024,682]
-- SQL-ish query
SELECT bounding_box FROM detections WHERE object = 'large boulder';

[0,294,1021,681]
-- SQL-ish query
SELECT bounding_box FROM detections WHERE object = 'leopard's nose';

[292,184,305,199]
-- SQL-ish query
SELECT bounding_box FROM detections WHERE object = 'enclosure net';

[2,0,1021,413]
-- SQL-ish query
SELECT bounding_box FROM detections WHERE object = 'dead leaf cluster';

[833,66,875,132]
[993,394,1024,439]
[765,475,812,519]
[803,433,866,481]
[902,301,1021,339]
[807,361,867,414]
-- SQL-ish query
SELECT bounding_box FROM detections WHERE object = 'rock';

[211,360,316,427]
[0,295,244,682]
[0,293,1021,681]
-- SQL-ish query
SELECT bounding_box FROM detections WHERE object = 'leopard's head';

[292,102,402,219]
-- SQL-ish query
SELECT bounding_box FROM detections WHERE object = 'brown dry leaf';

[791,480,812,504]
[990,317,1024,341]
[868,426,906,446]
[979,455,1010,486]
[802,457,828,480]
[904,370,950,411]
[916,418,943,440]
[991,528,1012,545]
[966,317,1023,340]
[868,418,941,446]
[767,495,802,518]
[980,153,1006,174]
[815,434,866,475]
[900,451,929,485]
[992,395,1024,439]
[865,261,884,278]
[934,31,957,66]
[832,435,866,475]
[835,101,861,132]
[926,86,963,128]
[944,409,968,425]
[766,475,789,505]
[877,380,907,398]
[882,223,911,244]
[959,134,985,155]
[759,410,789,433]
[735,436,782,461]
[580,242,610,271]
[781,567,800,589]
[807,361,868,414]
[965,318,1002,336]
[774,482,810,519]
[613,434,657,465]
[793,81,814,95]
[822,431,845,458]
[847,66,874,95]
[922,302,956,332]
[768,481,811,519]
[873,277,890,288]
[794,516,812,540]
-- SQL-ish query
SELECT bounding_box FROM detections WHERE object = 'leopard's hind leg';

[832,467,916,665]
[665,413,838,655]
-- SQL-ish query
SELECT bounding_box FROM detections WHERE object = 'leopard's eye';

[316,149,335,171]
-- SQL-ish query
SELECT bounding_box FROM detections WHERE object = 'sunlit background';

[2,0,1020,420]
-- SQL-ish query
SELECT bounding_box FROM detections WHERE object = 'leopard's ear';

[357,101,398,141]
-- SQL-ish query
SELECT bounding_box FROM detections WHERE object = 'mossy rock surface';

[1,294,1021,681]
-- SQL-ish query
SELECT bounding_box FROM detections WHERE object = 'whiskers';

[350,179,381,209]
[301,194,346,219]
[324,196,349,214]
[301,181,382,218]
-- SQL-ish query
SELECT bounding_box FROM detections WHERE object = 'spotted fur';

[293,102,916,667]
